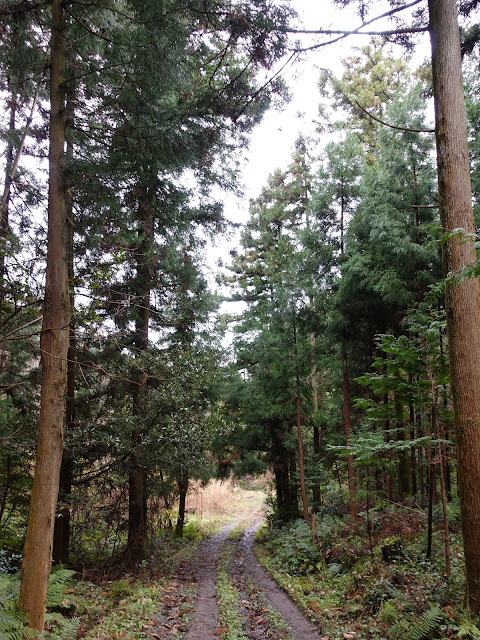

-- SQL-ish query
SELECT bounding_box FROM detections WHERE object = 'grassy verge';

[45,534,202,639]
[255,508,480,640]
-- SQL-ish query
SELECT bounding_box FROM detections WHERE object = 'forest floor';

[38,482,475,640]
[42,480,323,639]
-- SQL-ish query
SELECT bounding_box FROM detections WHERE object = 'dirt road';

[185,518,322,640]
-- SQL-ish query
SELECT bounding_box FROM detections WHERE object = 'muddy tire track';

[185,518,322,640]
[238,521,322,640]
[185,521,238,640]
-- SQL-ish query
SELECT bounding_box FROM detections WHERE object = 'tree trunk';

[126,187,153,563]
[426,376,438,560]
[438,430,451,577]
[175,474,189,538]
[53,64,76,566]
[395,391,411,499]
[269,419,297,521]
[293,320,309,523]
[0,89,16,313]
[311,334,321,508]
[0,455,12,526]
[429,0,480,612]
[18,0,69,629]
[409,402,418,497]
[343,350,357,520]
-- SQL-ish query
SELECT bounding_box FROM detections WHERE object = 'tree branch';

[353,100,435,134]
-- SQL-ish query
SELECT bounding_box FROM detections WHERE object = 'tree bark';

[0,88,16,313]
[395,390,411,499]
[53,61,76,566]
[18,0,70,629]
[429,0,480,612]
[311,335,321,508]
[293,320,309,522]
[269,419,297,521]
[175,473,189,538]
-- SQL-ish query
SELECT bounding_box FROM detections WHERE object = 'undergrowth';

[256,501,480,640]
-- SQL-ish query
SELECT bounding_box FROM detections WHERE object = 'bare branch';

[353,99,435,134]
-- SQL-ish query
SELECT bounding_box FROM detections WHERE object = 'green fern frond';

[458,620,480,639]
[0,607,28,640]
[44,615,81,640]
[0,574,21,611]
[46,569,75,609]
[404,605,444,640]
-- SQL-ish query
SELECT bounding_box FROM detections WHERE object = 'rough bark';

[18,0,70,629]
[429,0,480,612]
[53,67,76,566]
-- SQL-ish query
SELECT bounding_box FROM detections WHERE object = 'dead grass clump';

[200,479,240,516]
[186,478,266,523]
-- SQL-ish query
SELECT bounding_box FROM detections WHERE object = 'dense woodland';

[2,0,480,638]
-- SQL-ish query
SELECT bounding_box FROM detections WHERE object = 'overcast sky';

[208,0,431,268]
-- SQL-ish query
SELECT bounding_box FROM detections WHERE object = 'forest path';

[185,510,323,640]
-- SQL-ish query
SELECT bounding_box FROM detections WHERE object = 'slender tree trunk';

[175,473,189,538]
[0,90,16,312]
[311,335,321,508]
[126,185,153,562]
[409,401,418,497]
[429,0,480,611]
[438,427,451,577]
[426,375,437,561]
[293,320,309,523]
[395,391,411,499]
[343,350,357,520]
[53,66,76,566]
[0,455,12,526]
[18,0,70,629]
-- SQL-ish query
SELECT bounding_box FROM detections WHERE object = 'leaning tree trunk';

[18,0,70,630]
[429,0,480,613]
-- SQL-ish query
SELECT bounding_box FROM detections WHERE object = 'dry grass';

[186,478,266,526]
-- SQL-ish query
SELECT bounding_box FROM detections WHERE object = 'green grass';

[216,540,249,640]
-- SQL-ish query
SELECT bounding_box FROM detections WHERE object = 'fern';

[45,616,81,640]
[46,568,76,609]
[0,574,27,640]
[0,568,75,640]
[458,620,480,639]
[404,605,444,640]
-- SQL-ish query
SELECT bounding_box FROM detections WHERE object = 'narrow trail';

[185,515,323,640]
[185,521,238,640]
[240,520,322,640]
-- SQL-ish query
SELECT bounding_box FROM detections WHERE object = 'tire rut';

[186,518,323,640]
[185,521,238,640]
[239,520,322,640]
